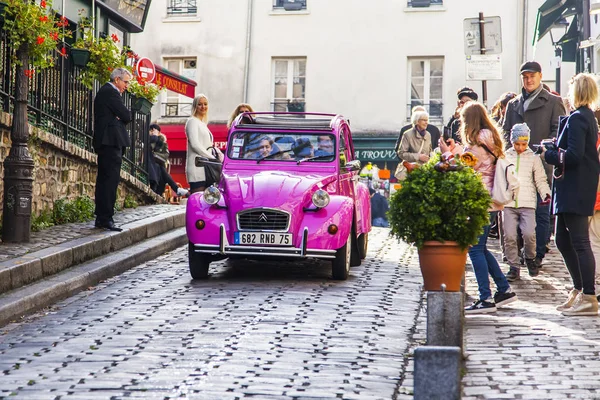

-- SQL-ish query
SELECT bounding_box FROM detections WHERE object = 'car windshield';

[228,132,336,162]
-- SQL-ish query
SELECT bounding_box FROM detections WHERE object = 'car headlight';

[203,186,221,205]
[311,189,330,208]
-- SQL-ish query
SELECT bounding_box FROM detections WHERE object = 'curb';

[0,228,188,327]
[0,210,185,295]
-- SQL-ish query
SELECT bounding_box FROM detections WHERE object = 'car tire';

[350,231,361,267]
[332,233,351,280]
[357,233,368,260]
[188,242,210,279]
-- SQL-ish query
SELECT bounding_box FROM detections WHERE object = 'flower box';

[70,48,90,68]
[131,96,153,115]
[287,102,305,112]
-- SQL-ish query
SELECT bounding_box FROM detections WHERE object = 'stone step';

[0,209,186,297]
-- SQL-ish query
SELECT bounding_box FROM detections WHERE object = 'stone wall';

[0,111,163,221]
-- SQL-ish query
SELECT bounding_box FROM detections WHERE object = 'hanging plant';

[72,12,128,89]
[1,0,71,72]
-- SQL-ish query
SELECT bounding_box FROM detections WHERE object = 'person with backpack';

[540,73,600,316]
[440,102,517,314]
[502,123,551,282]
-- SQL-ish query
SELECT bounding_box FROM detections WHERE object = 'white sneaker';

[176,187,189,196]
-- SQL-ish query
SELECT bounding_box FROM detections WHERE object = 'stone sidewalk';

[462,238,600,399]
[0,204,185,262]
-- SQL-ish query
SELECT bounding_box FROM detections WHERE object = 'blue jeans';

[373,217,389,227]
[468,211,510,301]
[535,193,551,259]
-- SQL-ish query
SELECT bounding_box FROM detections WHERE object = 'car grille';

[237,209,290,231]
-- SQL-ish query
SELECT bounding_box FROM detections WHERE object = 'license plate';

[234,232,292,246]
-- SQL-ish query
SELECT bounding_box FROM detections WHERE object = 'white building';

[130,0,590,181]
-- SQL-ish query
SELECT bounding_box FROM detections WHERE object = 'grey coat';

[397,127,432,164]
[502,87,567,178]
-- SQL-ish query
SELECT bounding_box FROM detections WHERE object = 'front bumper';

[192,224,337,259]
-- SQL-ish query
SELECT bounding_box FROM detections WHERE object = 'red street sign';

[136,57,156,83]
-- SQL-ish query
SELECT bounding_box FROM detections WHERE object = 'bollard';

[414,346,461,400]
[426,289,464,349]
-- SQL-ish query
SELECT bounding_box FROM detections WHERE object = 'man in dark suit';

[93,67,133,231]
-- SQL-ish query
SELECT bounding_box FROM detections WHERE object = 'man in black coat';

[93,67,133,231]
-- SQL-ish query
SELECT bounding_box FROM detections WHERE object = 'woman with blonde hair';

[185,94,222,193]
[227,103,254,128]
[541,73,600,316]
[440,102,517,314]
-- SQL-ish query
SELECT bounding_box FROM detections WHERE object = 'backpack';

[481,144,520,205]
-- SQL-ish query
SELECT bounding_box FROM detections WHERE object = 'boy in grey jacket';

[503,123,551,281]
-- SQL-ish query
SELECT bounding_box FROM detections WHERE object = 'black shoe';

[506,267,520,282]
[464,299,496,314]
[493,291,518,307]
[533,257,543,269]
[526,259,539,277]
[95,220,123,232]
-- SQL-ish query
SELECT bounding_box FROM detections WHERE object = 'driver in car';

[292,137,314,159]
[314,135,334,157]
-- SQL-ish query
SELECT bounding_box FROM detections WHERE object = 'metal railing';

[405,102,444,122]
[162,102,192,117]
[271,100,305,112]
[274,0,307,10]
[407,0,443,7]
[0,32,151,184]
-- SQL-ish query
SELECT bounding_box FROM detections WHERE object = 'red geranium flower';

[40,0,47,8]
[60,47,67,57]
[24,69,35,78]
[36,36,45,45]
[39,15,48,22]
[111,34,119,43]
[49,32,59,41]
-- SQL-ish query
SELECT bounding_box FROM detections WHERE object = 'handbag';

[394,134,424,181]
[195,146,223,187]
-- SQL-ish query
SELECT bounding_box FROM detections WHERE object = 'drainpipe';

[522,0,529,63]
[243,0,253,103]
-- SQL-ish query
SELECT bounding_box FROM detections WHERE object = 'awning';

[558,14,579,62]
[352,137,398,162]
[154,64,197,99]
[533,0,577,44]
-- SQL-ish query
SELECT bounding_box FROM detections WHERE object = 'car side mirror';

[344,159,361,172]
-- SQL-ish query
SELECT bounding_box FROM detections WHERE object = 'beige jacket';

[504,147,551,209]
[397,128,432,164]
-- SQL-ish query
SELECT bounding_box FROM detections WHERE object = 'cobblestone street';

[0,228,425,400]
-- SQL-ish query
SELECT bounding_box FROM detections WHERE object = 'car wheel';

[332,233,351,280]
[358,233,368,260]
[350,231,361,267]
[188,242,210,279]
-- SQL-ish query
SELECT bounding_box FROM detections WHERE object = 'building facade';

[130,0,586,181]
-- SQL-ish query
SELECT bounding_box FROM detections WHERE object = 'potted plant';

[388,153,491,291]
[287,98,305,112]
[71,13,127,88]
[127,74,163,115]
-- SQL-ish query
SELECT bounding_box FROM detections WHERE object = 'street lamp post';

[549,18,570,94]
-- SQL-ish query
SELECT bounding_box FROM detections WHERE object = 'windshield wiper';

[296,154,335,165]
[256,149,295,164]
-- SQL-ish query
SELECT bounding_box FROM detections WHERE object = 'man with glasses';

[93,67,133,231]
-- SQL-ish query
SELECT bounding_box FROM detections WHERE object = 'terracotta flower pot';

[417,241,467,291]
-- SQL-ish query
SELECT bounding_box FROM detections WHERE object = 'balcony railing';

[0,32,151,184]
[407,0,443,7]
[405,102,444,124]
[271,99,305,113]
[162,102,193,118]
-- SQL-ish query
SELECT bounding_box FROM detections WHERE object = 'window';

[407,57,444,122]
[273,0,307,11]
[272,58,306,112]
[167,0,197,16]
[407,0,443,7]
[163,58,197,117]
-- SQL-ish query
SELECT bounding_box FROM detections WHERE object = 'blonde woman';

[185,94,222,193]
[440,102,517,314]
[227,103,254,129]
[541,73,600,316]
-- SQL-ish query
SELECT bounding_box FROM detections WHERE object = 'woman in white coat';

[185,94,221,193]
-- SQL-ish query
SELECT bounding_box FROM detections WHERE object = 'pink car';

[186,112,372,280]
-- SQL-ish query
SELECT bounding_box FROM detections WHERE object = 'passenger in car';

[315,135,334,157]
[227,103,254,129]
[292,137,314,159]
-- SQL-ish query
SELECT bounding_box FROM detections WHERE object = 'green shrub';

[123,194,138,209]
[388,153,491,250]
[31,209,54,232]
[52,195,95,225]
